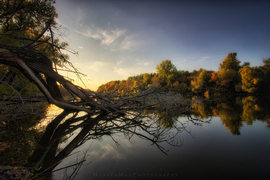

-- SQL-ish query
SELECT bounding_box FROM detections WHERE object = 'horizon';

[54,0,270,91]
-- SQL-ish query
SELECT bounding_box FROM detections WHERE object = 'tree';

[0,0,192,115]
[239,66,264,93]
[0,0,68,100]
[151,75,161,87]
[209,72,218,87]
[167,73,179,87]
[219,52,241,71]
[156,60,177,78]
[142,73,152,87]
[191,69,210,93]
[262,58,270,71]
[217,69,239,90]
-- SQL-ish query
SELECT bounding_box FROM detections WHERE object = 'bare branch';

[22,20,51,48]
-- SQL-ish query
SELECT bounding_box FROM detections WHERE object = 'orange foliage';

[209,72,218,83]
[211,108,219,116]
[173,81,180,88]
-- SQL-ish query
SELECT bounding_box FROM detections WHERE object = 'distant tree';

[239,66,264,93]
[219,52,241,71]
[167,73,179,87]
[209,72,218,87]
[262,58,270,71]
[217,69,239,90]
[151,76,161,87]
[241,62,250,68]
[260,58,270,90]
[143,73,152,87]
[172,81,180,88]
[156,60,177,78]
[191,70,210,93]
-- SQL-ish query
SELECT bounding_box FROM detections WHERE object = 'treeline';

[97,52,270,96]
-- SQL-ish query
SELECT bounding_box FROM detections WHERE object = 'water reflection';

[26,108,207,179]
[0,102,48,166]
[191,96,270,135]
[1,96,270,179]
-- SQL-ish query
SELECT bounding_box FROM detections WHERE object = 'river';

[0,95,270,179]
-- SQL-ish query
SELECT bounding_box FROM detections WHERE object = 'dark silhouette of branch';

[24,107,207,179]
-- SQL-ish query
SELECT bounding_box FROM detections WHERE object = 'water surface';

[1,96,270,180]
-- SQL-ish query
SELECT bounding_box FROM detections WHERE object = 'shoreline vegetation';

[97,53,270,98]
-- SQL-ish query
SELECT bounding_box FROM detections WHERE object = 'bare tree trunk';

[0,44,191,114]
[0,44,95,112]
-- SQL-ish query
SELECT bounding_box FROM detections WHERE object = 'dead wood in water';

[0,44,193,114]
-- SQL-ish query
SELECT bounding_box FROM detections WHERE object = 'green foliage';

[191,70,210,93]
[98,52,270,96]
[0,0,69,97]
[156,60,177,79]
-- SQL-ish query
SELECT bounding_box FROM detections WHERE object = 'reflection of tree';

[191,100,213,119]
[241,96,262,125]
[25,109,207,179]
[216,101,243,135]
[156,111,178,129]
[0,102,48,166]
[190,96,270,135]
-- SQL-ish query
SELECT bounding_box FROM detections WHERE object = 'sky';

[53,0,270,91]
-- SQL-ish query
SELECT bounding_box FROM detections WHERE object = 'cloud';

[78,46,84,49]
[113,67,132,78]
[113,59,153,79]
[87,61,106,72]
[89,144,124,160]
[197,56,210,62]
[135,59,152,67]
[89,28,126,46]
[76,25,137,51]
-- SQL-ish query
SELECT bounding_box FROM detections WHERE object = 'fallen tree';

[0,0,194,115]
[0,42,194,115]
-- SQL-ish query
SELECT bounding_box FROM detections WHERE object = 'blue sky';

[54,0,270,90]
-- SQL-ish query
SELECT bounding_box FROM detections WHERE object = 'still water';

[1,96,270,179]
[52,118,270,180]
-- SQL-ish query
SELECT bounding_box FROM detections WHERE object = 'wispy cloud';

[135,59,152,67]
[78,46,84,49]
[76,25,137,51]
[88,61,106,72]
[63,7,139,51]
[113,59,153,78]
[89,28,126,45]
[88,144,124,160]
[197,56,210,62]
[113,67,132,77]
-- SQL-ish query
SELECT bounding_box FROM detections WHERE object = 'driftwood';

[0,43,193,114]
[0,16,194,115]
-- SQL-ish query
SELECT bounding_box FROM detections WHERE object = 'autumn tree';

[151,75,161,87]
[0,0,69,100]
[261,58,270,71]
[217,69,238,90]
[143,73,152,87]
[209,72,218,87]
[239,66,264,93]
[0,0,195,115]
[156,60,177,79]
[219,52,241,71]
[191,69,210,93]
